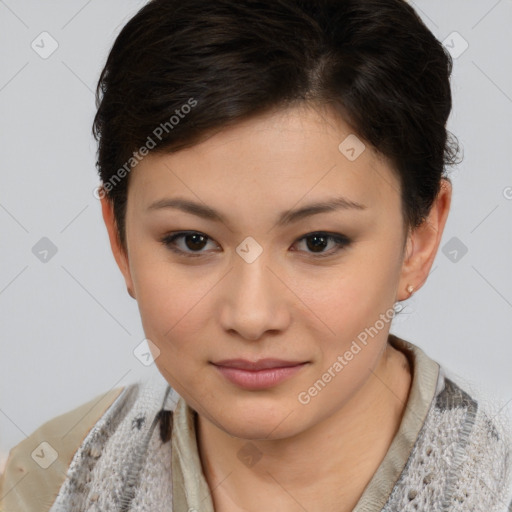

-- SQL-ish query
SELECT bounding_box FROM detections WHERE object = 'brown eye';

[161,231,218,257]
[181,233,208,251]
[292,232,351,258]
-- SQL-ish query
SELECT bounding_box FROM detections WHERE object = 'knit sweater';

[1,334,512,511]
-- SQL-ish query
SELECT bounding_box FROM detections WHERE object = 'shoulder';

[435,373,512,510]
[0,385,128,512]
[387,368,512,511]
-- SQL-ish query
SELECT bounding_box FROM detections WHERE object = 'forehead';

[127,104,401,215]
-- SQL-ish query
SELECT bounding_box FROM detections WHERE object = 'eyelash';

[159,231,351,259]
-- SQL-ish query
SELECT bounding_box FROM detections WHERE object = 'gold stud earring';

[406,284,414,295]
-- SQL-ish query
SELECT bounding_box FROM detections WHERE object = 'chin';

[219,418,301,441]
[206,400,306,441]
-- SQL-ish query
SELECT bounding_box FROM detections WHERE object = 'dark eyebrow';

[146,195,368,227]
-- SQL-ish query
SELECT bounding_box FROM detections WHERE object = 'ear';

[396,178,452,301]
[99,189,136,299]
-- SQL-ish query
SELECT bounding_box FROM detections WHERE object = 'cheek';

[129,254,213,359]
[294,248,399,331]
[135,271,210,398]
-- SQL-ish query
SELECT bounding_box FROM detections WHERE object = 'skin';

[101,103,451,511]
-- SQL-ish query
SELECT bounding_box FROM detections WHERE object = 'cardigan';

[1,334,512,511]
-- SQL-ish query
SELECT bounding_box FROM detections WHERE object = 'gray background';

[1,0,511,471]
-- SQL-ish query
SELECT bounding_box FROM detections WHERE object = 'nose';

[218,252,290,341]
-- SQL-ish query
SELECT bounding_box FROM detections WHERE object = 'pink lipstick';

[211,358,308,390]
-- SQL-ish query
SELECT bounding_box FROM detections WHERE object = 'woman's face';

[115,105,410,439]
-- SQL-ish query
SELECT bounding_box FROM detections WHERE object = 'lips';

[212,358,306,371]
[211,358,309,390]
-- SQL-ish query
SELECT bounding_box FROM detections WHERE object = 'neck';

[196,342,412,512]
